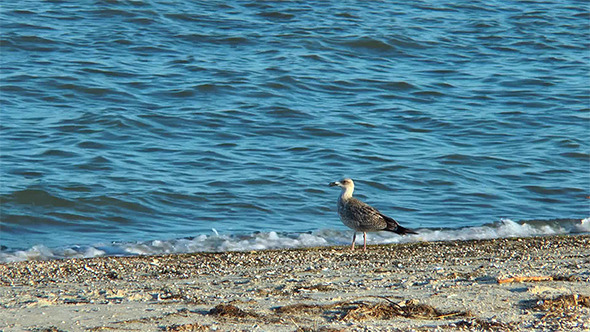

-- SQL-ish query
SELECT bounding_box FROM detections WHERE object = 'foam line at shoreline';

[1,218,588,263]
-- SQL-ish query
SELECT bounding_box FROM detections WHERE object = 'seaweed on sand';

[275,297,470,321]
[533,294,590,311]
[208,303,260,318]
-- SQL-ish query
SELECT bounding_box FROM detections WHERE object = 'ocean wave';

[1,218,587,263]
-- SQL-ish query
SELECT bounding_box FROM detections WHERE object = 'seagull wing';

[346,198,418,235]
[346,198,388,230]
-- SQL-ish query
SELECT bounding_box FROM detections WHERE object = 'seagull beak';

[329,181,340,187]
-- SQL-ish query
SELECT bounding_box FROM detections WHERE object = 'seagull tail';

[382,215,418,235]
[392,224,418,235]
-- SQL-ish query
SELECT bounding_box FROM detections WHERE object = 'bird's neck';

[339,187,353,201]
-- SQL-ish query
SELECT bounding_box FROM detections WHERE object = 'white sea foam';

[1,218,587,263]
[0,244,107,263]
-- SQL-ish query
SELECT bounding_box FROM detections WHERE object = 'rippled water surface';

[1,1,589,256]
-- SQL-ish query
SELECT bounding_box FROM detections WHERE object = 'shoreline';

[2,218,587,263]
[1,234,589,331]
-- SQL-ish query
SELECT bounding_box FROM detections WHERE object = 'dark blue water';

[1,1,589,261]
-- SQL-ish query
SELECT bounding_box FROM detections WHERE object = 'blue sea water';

[1,1,589,262]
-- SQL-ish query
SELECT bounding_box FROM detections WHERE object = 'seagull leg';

[363,232,367,252]
[351,232,356,250]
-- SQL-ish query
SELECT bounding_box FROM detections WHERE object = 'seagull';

[329,178,417,251]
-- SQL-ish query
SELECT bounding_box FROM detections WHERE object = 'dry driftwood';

[497,276,553,284]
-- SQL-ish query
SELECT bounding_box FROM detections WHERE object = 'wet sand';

[1,235,589,331]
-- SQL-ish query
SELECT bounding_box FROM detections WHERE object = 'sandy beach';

[1,235,589,331]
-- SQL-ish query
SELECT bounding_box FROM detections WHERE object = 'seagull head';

[329,178,355,199]
[329,178,354,190]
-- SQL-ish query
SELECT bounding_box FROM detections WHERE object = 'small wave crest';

[1,218,587,263]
